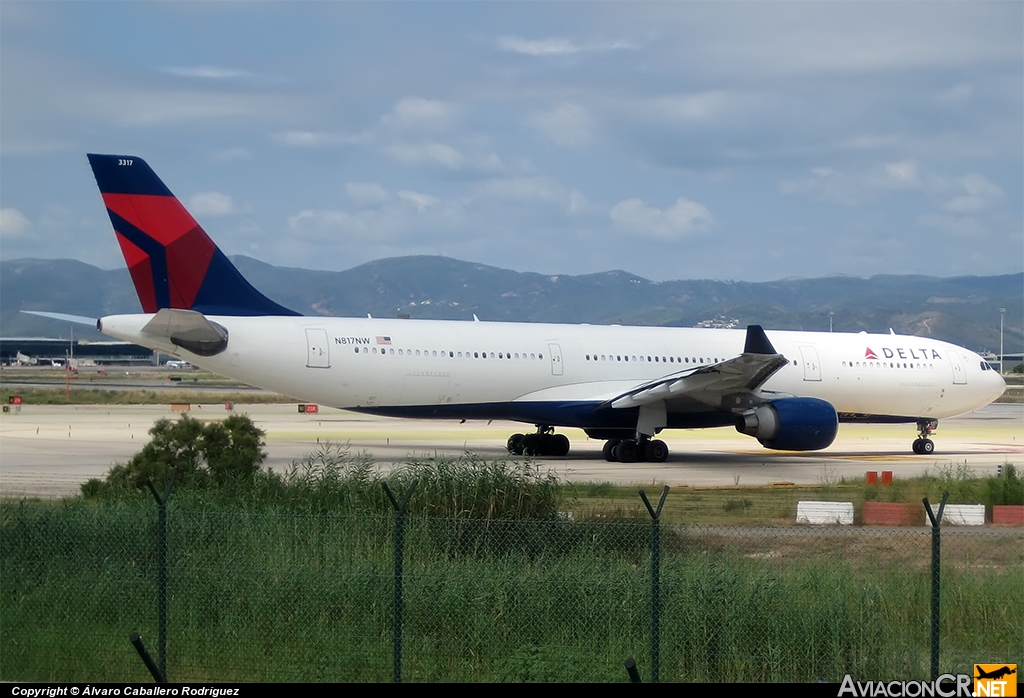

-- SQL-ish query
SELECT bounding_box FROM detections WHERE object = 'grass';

[569,463,1022,525]
[2,499,1019,682]
[3,447,1021,682]
[0,387,291,405]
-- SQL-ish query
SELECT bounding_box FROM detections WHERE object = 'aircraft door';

[548,343,563,376]
[305,328,330,368]
[799,345,822,381]
[946,350,966,385]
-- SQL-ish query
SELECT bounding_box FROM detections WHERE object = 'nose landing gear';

[912,418,938,454]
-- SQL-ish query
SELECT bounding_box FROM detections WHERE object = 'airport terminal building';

[0,337,157,366]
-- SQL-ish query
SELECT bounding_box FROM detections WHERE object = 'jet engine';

[735,397,838,451]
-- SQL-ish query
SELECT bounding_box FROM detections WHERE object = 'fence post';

[624,656,643,683]
[145,475,175,681]
[639,485,670,684]
[922,492,948,681]
[383,480,418,683]
[129,632,167,683]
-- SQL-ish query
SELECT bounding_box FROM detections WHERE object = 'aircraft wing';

[606,325,789,413]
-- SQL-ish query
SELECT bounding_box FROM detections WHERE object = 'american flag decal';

[376,336,392,345]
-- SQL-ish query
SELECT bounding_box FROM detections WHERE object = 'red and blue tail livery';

[87,154,298,317]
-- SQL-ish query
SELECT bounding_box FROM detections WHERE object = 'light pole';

[829,310,835,333]
[999,307,1005,375]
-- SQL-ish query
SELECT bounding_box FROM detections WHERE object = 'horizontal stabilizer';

[142,308,228,357]
[21,311,98,328]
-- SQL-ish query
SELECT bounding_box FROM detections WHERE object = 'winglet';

[743,325,777,355]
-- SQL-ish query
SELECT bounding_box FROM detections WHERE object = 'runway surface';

[1,402,1021,497]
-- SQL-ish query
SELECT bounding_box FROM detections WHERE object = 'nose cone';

[988,369,1007,403]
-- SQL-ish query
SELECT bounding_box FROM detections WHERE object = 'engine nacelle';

[735,397,838,451]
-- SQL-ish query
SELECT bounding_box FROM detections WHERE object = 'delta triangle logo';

[865,348,878,360]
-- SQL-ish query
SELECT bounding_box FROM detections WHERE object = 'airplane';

[70,154,1006,462]
[975,666,1016,681]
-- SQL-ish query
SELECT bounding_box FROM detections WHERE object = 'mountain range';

[2,255,1020,355]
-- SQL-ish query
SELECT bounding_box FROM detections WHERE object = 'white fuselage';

[99,314,1005,431]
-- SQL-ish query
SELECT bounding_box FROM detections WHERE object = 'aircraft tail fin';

[87,154,299,317]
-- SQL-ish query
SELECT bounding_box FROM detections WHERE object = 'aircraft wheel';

[614,439,638,463]
[644,440,669,463]
[521,434,540,456]
[912,438,923,454]
[507,433,525,455]
[921,438,935,454]
[550,434,570,457]
[602,439,620,462]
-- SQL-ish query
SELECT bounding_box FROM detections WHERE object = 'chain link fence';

[2,496,1021,682]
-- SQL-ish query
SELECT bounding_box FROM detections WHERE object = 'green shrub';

[83,414,266,497]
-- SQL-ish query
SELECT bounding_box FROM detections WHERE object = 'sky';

[1,1,1021,282]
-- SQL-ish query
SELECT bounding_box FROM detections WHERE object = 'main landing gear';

[912,418,938,455]
[507,426,571,457]
[601,437,669,463]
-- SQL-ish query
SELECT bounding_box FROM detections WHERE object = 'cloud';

[274,130,368,147]
[345,182,389,207]
[529,103,595,149]
[498,36,583,56]
[397,191,439,211]
[641,92,733,123]
[385,142,466,170]
[497,35,637,56]
[879,160,921,189]
[476,176,566,203]
[286,195,465,247]
[942,173,1003,213]
[0,208,31,238]
[610,197,713,241]
[381,98,457,132]
[779,160,924,205]
[188,192,235,217]
[384,141,504,173]
[214,147,253,161]
[568,190,591,215]
[162,66,252,80]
